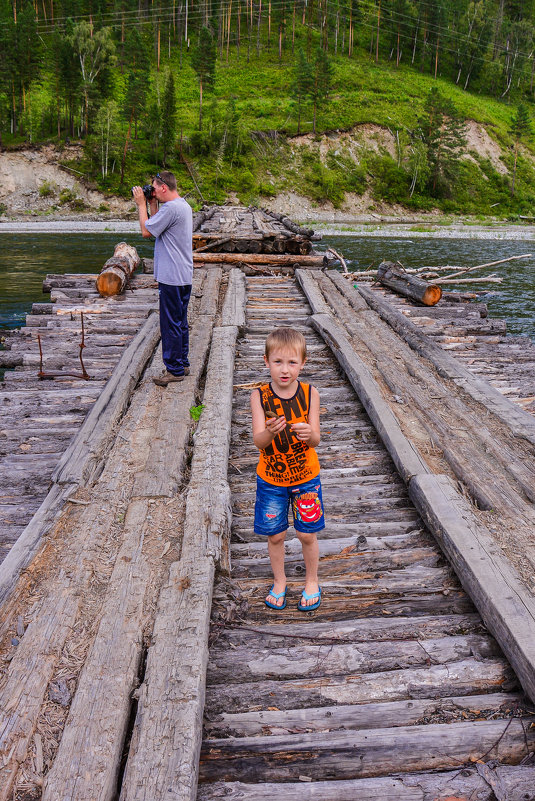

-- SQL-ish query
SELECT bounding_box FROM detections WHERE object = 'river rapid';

[0,225,533,340]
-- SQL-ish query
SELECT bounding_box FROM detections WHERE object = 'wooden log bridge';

[1,205,535,800]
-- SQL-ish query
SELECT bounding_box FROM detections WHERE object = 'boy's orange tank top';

[256,381,320,486]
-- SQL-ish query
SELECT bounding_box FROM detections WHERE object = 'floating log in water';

[96,242,141,297]
[377,261,442,306]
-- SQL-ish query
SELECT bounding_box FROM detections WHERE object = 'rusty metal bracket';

[38,312,91,380]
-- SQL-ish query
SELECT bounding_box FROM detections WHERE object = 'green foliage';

[4,0,535,216]
[192,26,216,130]
[68,22,116,135]
[509,103,533,197]
[418,87,467,197]
[39,181,55,198]
[58,188,77,205]
[510,104,532,143]
[371,156,410,203]
[292,48,313,135]
[161,71,177,166]
[310,48,333,134]
[189,404,205,421]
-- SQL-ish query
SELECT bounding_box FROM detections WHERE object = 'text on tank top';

[256,381,320,486]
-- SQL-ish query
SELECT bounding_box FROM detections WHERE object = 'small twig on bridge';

[475,713,516,763]
[79,312,90,380]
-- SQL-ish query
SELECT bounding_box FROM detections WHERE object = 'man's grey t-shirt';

[145,197,193,286]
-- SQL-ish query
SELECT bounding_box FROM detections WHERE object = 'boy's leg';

[291,477,325,607]
[253,476,290,607]
[295,530,320,606]
[266,529,287,607]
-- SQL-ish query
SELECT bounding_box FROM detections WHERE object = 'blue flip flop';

[298,586,322,612]
[265,585,287,610]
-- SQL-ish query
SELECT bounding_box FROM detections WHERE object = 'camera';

[131,184,155,200]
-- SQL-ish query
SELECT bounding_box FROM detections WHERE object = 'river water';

[321,234,535,340]
[0,231,533,340]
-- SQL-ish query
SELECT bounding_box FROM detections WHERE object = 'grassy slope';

[15,36,535,216]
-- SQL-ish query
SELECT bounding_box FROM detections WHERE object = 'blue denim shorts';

[254,474,325,537]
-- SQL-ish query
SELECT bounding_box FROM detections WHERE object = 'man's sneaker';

[153,371,185,387]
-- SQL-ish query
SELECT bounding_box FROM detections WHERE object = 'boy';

[251,327,324,611]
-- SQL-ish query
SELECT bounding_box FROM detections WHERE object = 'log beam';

[376,261,442,306]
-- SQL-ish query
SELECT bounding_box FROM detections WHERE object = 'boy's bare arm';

[251,389,286,450]
[290,385,321,446]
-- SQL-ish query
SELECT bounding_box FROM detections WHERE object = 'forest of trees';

[1,0,535,211]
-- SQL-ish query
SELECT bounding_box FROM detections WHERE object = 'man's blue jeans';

[158,282,192,376]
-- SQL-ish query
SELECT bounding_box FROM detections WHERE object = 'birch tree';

[69,22,116,135]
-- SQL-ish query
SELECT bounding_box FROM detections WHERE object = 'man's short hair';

[265,327,307,361]
[154,171,177,191]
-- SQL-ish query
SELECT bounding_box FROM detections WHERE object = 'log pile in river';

[1,205,535,800]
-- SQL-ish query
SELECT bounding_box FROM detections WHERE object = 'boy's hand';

[265,415,286,435]
[290,422,312,442]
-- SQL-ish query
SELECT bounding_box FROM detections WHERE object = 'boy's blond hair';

[265,327,307,361]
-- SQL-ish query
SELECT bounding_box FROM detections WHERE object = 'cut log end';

[96,273,124,297]
[422,286,442,306]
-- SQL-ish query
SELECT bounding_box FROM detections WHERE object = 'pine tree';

[292,47,312,134]
[419,87,467,196]
[0,5,42,135]
[161,70,177,166]
[509,103,532,197]
[192,25,216,131]
[310,47,333,134]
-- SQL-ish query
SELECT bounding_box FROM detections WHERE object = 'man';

[133,171,193,386]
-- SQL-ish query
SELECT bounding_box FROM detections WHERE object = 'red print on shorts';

[293,491,322,523]
[266,513,276,519]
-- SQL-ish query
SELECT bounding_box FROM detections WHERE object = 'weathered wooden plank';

[42,499,156,801]
[203,655,511,715]
[410,472,535,706]
[232,546,442,578]
[210,615,484,664]
[120,326,238,801]
[203,691,522,738]
[197,766,535,800]
[295,269,331,315]
[198,268,222,317]
[199,718,535,782]
[193,253,324,267]
[206,634,498,684]
[52,312,160,486]
[310,313,428,483]
[0,587,80,800]
[132,322,214,498]
[0,482,77,607]
[221,269,246,328]
[349,279,535,445]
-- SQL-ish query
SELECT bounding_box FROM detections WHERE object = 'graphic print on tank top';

[257,382,320,486]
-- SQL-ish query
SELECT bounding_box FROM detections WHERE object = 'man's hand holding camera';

[132,185,158,216]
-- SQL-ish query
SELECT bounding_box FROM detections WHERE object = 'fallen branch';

[437,253,531,282]
[326,248,349,274]
[438,275,503,285]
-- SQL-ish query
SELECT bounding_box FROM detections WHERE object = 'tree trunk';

[377,261,442,306]
[96,243,141,297]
